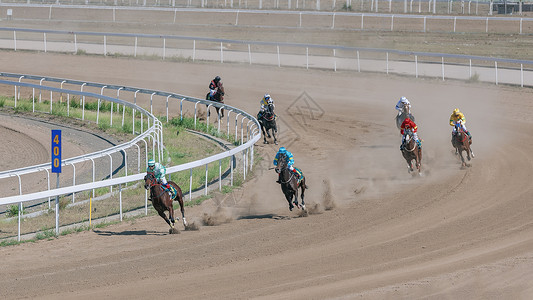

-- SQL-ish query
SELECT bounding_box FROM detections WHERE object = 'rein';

[279,168,294,184]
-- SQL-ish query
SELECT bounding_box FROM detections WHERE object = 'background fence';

[3,5,533,32]
[1,28,533,87]
[0,1,505,15]
[0,72,260,241]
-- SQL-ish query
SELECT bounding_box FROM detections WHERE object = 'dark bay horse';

[452,124,473,167]
[206,81,225,118]
[144,172,187,234]
[275,154,307,212]
[396,105,415,130]
[401,129,422,174]
[259,103,278,145]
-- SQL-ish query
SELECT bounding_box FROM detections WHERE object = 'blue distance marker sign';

[51,130,62,173]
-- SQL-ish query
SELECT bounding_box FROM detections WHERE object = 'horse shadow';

[237,214,292,221]
[93,229,167,236]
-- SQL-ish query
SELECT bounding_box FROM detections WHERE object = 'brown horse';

[401,129,422,174]
[275,154,307,212]
[451,124,473,167]
[206,80,225,118]
[258,103,278,145]
[143,172,187,234]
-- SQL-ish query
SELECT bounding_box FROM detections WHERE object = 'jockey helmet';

[278,147,286,154]
[214,76,221,81]
[148,159,155,167]
[454,108,460,115]
[264,94,271,100]
[400,96,407,102]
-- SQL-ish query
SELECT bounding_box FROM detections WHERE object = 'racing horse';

[206,80,225,118]
[401,128,422,174]
[259,103,278,145]
[275,154,307,212]
[451,123,473,167]
[396,105,415,130]
[144,172,188,234]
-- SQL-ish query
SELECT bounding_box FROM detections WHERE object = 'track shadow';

[237,214,291,220]
[92,229,167,236]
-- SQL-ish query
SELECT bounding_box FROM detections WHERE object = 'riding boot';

[400,144,404,151]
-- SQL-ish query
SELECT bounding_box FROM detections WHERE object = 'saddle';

[294,167,304,185]
[162,184,177,199]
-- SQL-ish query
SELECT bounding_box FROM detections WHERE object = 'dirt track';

[1,35,533,299]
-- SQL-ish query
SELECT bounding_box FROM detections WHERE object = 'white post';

[306,47,309,69]
[193,40,196,61]
[44,33,47,52]
[415,55,418,78]
[521,64,524,87]
[220,42,223,63]
[134,36,137,57]
[495,61,498,85]
[357,50,360,72]
[104,35,107,56]
[277,45,281,67]
[386,52,389,74]
[248,44,252,64]
[441,57,445,80]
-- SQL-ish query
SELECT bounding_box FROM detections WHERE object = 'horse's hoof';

[169,227,180,234]
[275,141,278,145]
[263,140,268,144]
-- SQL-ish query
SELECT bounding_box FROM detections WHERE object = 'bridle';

[403,130,416,152]
[275,156,295,184]
[262,104,275,121]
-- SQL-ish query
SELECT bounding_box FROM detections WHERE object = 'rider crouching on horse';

[273,147,300,183]
[400,117,421,150]
[208,76,223,101]
[257,93,274,120]
[147,159,172,197]
[449,108,474,157]
[395,96,411,116]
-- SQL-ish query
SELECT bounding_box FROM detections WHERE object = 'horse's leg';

[459,148,466,167]
[157,209,173,229]
[167,198,176,226]
[284,187,294,211]
[177,196,187,226]
[292,182,300,209]
[272,125,278,145]
[261,125,268,144]
[300,179,306,210]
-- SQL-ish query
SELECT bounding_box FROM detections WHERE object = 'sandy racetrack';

[1,49,533,299]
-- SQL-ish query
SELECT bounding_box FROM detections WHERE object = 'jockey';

[258,93,274,119]
[146,159,172,196]
[400,117,421,150]
[449,108,471,139]
[395,96,411,115]
[449,108,474,157]
[273,147,300,183]
[208,76,223,100]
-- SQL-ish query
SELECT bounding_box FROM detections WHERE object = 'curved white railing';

[0,73,260,241]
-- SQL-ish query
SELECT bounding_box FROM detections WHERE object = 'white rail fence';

[1,6,532,33]
[1,28,533,87]
[0,1,497,15]
[0,73,260,241]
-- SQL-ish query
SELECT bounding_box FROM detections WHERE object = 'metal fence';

[2,28,533,87]
[0,1,499,15]
[3,5,533,33]
[0,72,260,241]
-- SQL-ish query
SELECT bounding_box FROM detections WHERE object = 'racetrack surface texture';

[1,45,533,298]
